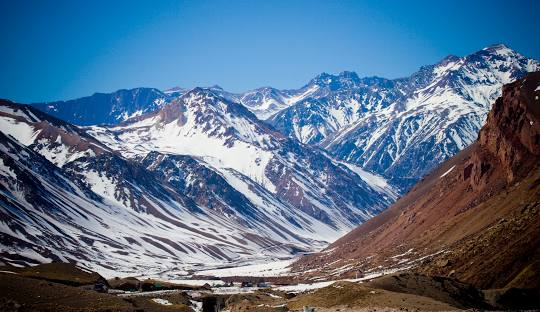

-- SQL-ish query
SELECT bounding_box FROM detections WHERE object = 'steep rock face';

[475,77,540,183]
[292,72,540,290]
[32,88,173,126]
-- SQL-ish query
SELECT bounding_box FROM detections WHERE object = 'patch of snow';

[0,158,17,179]
[167,279,223,286]
[391,248,414,259]
[276,281,334,293]
[196,258,294,277]
[0,117,39,146]
[190,300,203,312]
[337,161,398,200]
[151,298,172,305]
[440,165,456,178]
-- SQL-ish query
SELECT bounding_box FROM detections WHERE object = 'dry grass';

[287,281,456,311]
[0,262,105,286]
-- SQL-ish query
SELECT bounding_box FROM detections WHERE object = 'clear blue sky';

[1,0,539,103]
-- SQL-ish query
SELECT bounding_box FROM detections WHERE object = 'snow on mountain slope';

[0,100,312,275]
[0,97,395,276]
[0,101,111,167]
[88,88,283,189]
[0,131,307,277]
[268,74,401,145]
[32,88,174,126]
[229,84,322,120]
[268,72,402,144]
[222,87,294,120]
[87,88,396,231]
[268,44,540,191]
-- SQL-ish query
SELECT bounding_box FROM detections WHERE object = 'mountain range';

[33,44,539,192]
[293,71,540,291]
[0,91,394,276]
[269,44,539,190]
[1,44,539,277]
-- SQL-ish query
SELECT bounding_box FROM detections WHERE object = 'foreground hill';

[2,263,537,311]
[293,71,540,290]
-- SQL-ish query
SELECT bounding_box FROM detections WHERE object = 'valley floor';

[3,262,538,311]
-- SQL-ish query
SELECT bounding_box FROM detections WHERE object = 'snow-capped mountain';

[32,83,314,126]
[32,87,175,126]
[0,95,395,276]
[268,73,402,145]
[88,88,396,228]
[268,44,540,190]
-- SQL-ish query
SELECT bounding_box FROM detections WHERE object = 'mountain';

[0,100,309,276]
[32,87,175,126]
[32,82,317,127]
[176,72,369,121]
[268,73,401,144]
[7,44,537,280]
[87,88,397,230]
[269,44,540,191]
[0,91,395,276]
[292,72,540,290]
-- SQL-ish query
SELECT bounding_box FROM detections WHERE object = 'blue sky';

[1,0,539,103]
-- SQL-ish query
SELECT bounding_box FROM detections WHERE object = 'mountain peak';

[483,43,510,51]
[440,54,460,64]
[338,70,360,78]
[163,86,188,95]
[480,43,517,56]
[310,71,361,89]
[312,71,332,80]
[187,86,218,97]
[208,84,224,91]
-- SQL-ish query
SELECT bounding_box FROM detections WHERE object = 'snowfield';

[195,258,295,278]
